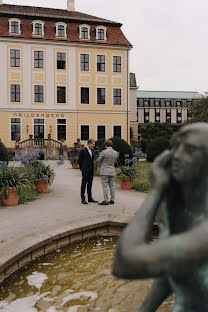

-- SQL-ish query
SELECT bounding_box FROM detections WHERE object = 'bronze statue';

[113,123,208,312]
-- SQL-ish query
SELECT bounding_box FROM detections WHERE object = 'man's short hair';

[104,140,113,147]
[87,139,94,145]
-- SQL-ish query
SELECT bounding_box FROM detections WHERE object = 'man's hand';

[150,150,172,193]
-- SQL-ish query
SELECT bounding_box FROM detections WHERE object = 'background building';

[130,87,202,141]
[0,0,132,149]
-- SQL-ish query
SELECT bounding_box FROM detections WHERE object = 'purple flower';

[145,169,150,175]
[132,157,137,163]
[0,161,7,168]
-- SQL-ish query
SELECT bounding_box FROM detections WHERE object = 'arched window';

[79,24,90,40]
[32,20,44,36]
[55,22,67,38]
[9,18,21,34]
[95,26,107,40]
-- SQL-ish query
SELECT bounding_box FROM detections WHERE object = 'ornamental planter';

[72,162,79,169]
[119,176,133,190]
[2,187,19,206]
[35,180,49,193]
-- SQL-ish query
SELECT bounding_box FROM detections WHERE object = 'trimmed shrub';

[95,138,105,150]
[0,142,9,163]
[146,137,170,162]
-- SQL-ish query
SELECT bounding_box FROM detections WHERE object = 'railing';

[19,138,62,149]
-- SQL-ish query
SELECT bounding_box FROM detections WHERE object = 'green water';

[0,237,173,311]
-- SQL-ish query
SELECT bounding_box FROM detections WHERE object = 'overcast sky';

[4,0,208,92]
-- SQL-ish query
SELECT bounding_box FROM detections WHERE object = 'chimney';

[67,0,75,11]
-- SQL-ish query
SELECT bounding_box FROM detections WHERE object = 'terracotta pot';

[119,176,133,190]
[2,187,19,206]
[72,162,79,169]
[35,180,49,193]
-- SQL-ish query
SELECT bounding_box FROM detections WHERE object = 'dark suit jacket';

[78,147,94,174]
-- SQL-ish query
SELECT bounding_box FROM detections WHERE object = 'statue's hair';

[171,122,208,151]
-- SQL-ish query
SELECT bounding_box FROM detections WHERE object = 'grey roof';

[137,90,203,100]
[130,73,138,88]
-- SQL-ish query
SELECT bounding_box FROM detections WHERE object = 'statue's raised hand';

[150,150,172,193]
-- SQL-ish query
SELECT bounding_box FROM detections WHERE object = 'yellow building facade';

[0,2,132,149]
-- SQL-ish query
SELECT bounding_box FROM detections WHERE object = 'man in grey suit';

[97,140,118,205]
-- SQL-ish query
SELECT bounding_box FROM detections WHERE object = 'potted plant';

[116,166,138,190]
[0,166,34,206]
[69,155,79,169]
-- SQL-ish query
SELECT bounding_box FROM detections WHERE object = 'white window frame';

[80,53,90,72]
[33,50,44,69]
[80,86,90,105]
[55,22,67,38]
[95,25,107,40]
[56,118,67,141]
[10,117,22,141]
[96,87,106,105]
[112,55,122,73]
[96,54,106,73]
[80,124,90,141]
[79,24,90,40]
[112,87,122,106]
[56,85,67,104]
[10,83,21,103]
[112,124,123,139]
[10,48,21,68]
[96,124,106,140]
[9,18,21,34]
[32,20,45,36]
[33,84,45,104]
[32,117,46,139]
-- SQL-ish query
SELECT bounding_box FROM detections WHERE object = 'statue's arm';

[137,278,172,312]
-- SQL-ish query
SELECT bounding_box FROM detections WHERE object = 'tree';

[187,96,208,123]
[139,123,174,141]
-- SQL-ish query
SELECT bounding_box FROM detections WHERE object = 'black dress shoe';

[109,200,115,204]
[82,200,88,204]
[98,201,109,205]
[88,198,98,203]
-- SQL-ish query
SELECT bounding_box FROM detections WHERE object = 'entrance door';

[34,119,44,139]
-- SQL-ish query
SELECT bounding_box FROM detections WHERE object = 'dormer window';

[32,20,44,36]
[95,26,107,40]
[79,24,90,40]
[55,22,67,38]
[9,18,21,34]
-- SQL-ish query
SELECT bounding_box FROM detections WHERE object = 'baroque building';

[0,0,132,149]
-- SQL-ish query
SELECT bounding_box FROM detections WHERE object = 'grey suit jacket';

[97,147,118,176]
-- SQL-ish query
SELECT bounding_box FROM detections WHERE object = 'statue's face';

[171,133,205,183]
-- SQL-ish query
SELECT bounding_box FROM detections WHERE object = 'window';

[144,108,149,123]
[95,26,107,40]
[35,23,42,35]
[80,54,89,71]
[155,108,160,122]
[81,125,89,141]
[34,119,44,139]
[165,101,171,107]
[57,119,66,141]
[81,87,89,104]
[97,88,105,104]
[57,52,66,70]
[155,100,160,107]
[55,23,67,37]
[144,100,149,107]
[10,49,20,67]
[34,85,44,103]
[9,19,21,34]
[166,109,171,123]
[113,125,121,138]
[11,118,21,141]
[11,84,20,102]
[97,125,106,140]
[97,55,105,72]
[177,109,182,123]
[34,51,44,69]
[113,56,121,73]
[113,88,122,105]
[79,24,90,39]
[57,86,66,103]
[176,101,181,107]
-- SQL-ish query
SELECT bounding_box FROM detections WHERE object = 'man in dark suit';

[78,139,98,204]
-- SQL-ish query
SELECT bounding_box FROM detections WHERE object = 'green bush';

[95,138,105,150]
[99,137,133,166]
[0,142,9,162]
[146,137,170,162]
